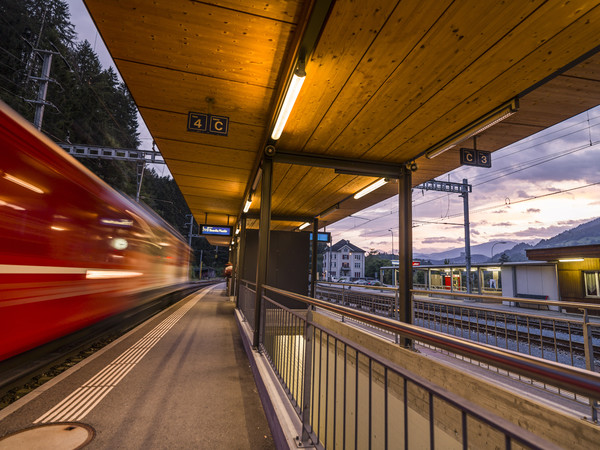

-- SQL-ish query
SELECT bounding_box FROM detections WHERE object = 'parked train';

[0,101,191,362]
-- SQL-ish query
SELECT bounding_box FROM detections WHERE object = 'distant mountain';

[534,217,600,249]
[414,241,519,261]
[413,216,600,264]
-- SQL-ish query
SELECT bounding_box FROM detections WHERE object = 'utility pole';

[25,49,59,130]
[459,179,472,294]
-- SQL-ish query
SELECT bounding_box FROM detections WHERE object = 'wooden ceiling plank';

[386,5,600,159]
[167,159,251,181]
[276,0,401,151]
[153,138,256,169]
[194,0,303,23]
[85,0,294,87]
[140,108,264,151]
[295,0,543,158]
[116,60,274,127]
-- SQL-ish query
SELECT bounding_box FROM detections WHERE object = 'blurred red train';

[0,101,191,362]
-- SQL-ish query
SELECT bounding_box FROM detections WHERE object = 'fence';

[238,283,600,449]
[316,282,600,418]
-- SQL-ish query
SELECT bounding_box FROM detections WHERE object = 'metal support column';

[460,178,472,294]
[136,161,145,203]
[33,51,53,130]
[235,216,247,308]
[253,156,273,348]
[310,218,319,298]
[398,168,413,348]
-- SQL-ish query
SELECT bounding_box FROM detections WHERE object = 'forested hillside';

[0,0,227,274]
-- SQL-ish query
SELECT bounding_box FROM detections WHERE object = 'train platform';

[0,284,275,449]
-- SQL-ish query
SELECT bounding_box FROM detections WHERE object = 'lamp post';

[491,241,508,260]
[389,229,394,257]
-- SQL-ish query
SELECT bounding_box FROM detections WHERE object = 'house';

[526,244,600,311]
[322,240,366,281]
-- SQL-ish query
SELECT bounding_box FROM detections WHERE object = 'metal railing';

[239,279,256,330]
[316,283,600,416]
[252,285,600,449]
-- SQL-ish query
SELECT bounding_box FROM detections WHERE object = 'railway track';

[316,287,600,367]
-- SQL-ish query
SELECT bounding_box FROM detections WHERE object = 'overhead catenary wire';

[328,120,600,236]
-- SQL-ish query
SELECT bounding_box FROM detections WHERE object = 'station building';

[322,240,366,281]
[381,243,600,313]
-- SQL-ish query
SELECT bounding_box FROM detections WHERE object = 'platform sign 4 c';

[460,148,491,168]
[187,112,229,136]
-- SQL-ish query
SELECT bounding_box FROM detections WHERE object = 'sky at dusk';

[66,1,600,255]
[327,109,600,254]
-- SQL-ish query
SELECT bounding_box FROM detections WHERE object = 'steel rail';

[264,285,600,400]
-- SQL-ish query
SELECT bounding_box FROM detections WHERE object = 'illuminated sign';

[187,112,229,136]
[309,232,331,243]
[200,225,233,236]
[412,261,421,266]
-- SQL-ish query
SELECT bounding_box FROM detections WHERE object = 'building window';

[342,254,349,260]
[342,263,349,268]
[333,254,337,260]
[354,262,360,268]
[333,262,336,268]
[355,272,360,278]
[354,254,361,260]
[331,271,336,278]
[584,272,600,297]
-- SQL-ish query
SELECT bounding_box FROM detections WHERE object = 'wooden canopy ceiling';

[84,0,600,242]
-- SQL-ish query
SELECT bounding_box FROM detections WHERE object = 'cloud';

[493,222,513,227]
[492,209,508,214]
[472,229,481,235]
[516,190,529,198]
[526,208,541,213]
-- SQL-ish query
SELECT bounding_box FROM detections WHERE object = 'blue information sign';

[188,112,229,136]
[200,225,233,236]
[309,232,331,243]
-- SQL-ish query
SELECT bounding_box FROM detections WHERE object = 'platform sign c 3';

[460,148,491,168]
[187,112,229,136]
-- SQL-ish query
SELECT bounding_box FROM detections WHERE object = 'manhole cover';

[0,423,94,450]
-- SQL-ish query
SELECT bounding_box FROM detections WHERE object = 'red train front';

[0,101,190,362]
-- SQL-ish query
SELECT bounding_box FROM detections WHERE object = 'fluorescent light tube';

[354,178,387,199]
[298,222,311,231]
[271,66,306,140]
[243,197,252,213]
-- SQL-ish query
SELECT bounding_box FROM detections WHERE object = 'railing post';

[395,287,400,344]
[341,284,346,322]
[582,308,598,422]
[300,306,315,445]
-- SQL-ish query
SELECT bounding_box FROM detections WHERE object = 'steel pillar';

[253,156,273,348]
[33,52,53,130]
[310,219,319,297]
[235,216,247,308]
[398,168,413,348]
[460,178,472,293]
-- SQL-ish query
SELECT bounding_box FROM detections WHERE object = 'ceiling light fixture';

[243,195,253,213]
[298,222,311,231]
[354,178,388,200]
[425,98,519,159]
[319,203,339,219]
[559,258,584,262]
[271,60,306,140]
